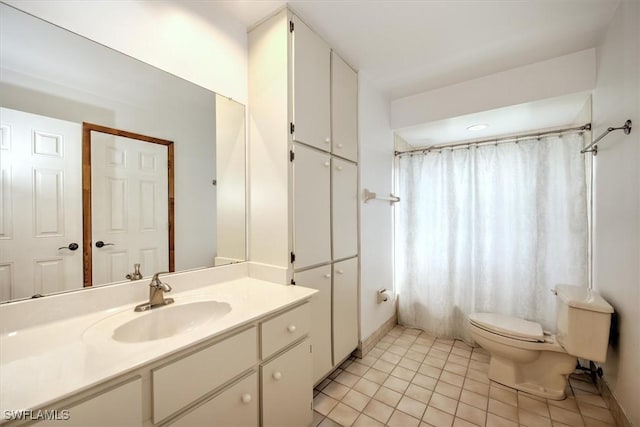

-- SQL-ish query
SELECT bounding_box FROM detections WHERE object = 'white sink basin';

[112,301,231,343]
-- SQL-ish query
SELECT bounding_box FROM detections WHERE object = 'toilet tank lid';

[468,312,544,342]
[554,285,614,314]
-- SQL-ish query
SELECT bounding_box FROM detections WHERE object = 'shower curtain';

[395,134,588,342]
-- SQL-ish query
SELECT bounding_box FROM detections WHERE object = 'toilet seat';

[468,313,544,342]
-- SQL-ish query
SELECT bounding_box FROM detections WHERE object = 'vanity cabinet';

[28,303,312,427]
[249,8,359,385]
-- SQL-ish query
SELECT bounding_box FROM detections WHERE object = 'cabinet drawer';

[169,372,258,427]
[152,327,258,423]
[261,303,310,359]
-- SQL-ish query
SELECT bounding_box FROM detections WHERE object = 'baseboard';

[596,374,633,427]
[354,312,398,358]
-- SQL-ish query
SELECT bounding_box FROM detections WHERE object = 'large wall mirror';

[0,4,247,303]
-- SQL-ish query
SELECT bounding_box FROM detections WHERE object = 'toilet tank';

[555,284,614,363]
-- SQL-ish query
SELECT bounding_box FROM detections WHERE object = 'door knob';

[95,241,115,248]
[241,393,252,404]
[58,243,79,251]
[324,273,331,279]
[287,325,297,333]
[272,371,282,381]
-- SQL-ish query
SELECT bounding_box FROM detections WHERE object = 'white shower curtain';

[395,134,588,342]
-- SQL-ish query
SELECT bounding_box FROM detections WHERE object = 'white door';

[261,338,312,427]
[331,52,358,162]
[293,265,332,383]
[292,15,331,152]
[0,107,82,301]
[332,158,358,260]
[333,257,359,364]
[91,133,168,286]
[293,143,330,268]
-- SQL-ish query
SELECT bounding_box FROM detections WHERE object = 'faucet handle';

[150,271,170,288]
[151,271,170,281]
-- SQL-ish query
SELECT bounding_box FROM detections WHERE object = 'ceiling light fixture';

[467,124,489,131]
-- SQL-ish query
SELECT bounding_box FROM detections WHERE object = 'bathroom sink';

[112,301,231,343]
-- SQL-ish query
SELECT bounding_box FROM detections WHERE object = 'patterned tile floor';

[313,325,617,427]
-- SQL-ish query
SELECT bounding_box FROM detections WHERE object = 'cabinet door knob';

[325,137,331,144]
[337,269,344,275]
[335,165,343,171]
[287,325,297,333]
[324,273,331,279]
[273,371,282,381]
[241,393,252,404]
[324,161,330,167]
[337,143,343,148]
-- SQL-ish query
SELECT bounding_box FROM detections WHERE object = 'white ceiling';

[211,1,617,144]
[213,0,619,101]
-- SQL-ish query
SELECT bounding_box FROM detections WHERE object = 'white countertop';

[0,277,315,416]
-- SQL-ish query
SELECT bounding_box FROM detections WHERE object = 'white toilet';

[468,284,613,400]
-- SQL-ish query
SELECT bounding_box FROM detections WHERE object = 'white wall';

[359,74,396,341]
[591,1,639,426]
[3,0,248,104]
[391,49,596,130]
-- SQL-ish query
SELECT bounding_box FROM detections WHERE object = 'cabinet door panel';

[331,52,358,162]
[37,378,142,427]
[169,373,258,427]
[293,144,330,268]
[294,266,332,383]
[152,327,258,423]
[332,158,358,260]
[261,338,313,427]
[292,16,331,151]
[333,257,359,364]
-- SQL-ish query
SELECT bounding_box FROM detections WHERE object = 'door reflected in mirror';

[0,3,247,303]
[86,124,174,288]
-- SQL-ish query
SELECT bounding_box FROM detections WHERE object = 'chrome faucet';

[134,271,174,312]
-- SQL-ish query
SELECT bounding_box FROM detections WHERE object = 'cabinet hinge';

[289,20,294,32]
[290,122,295,134]
[290,252,296,264]
[289,150,295,162]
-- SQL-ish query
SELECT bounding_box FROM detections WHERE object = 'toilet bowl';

[468,285,614,400]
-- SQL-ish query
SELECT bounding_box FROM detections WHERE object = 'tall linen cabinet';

[249,9,359,385]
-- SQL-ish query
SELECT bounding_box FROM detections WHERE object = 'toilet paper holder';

[377,289,390,303]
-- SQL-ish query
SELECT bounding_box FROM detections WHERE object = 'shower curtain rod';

[395,123,592,156]
[580,119,632,155]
